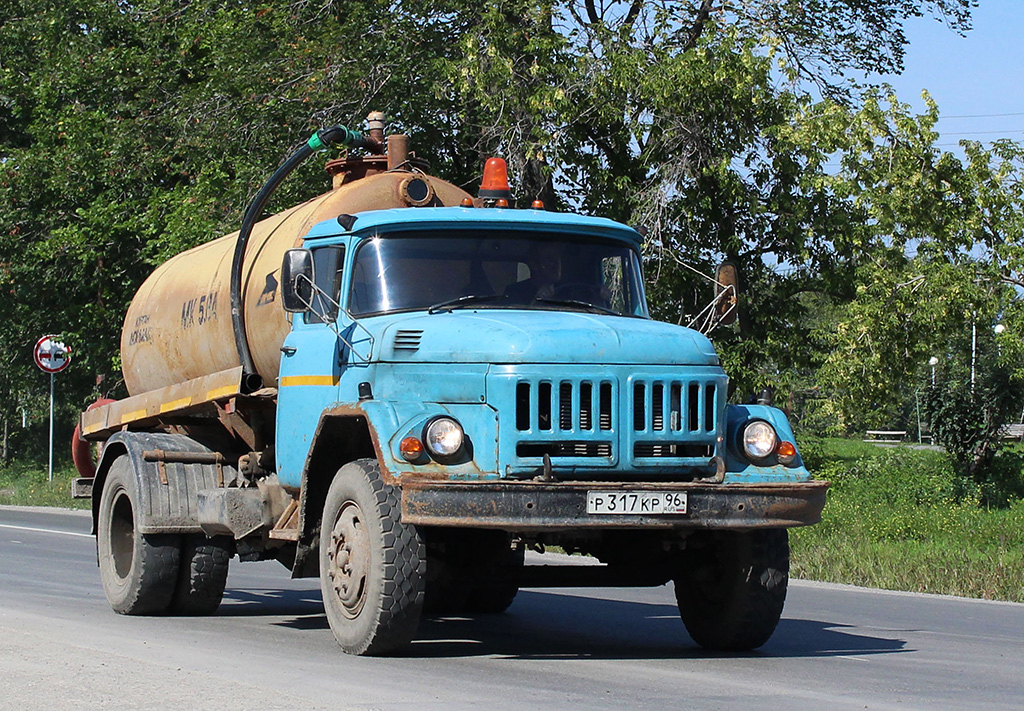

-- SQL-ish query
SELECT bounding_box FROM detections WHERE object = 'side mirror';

[281,248,314,312]
[715,262,739,326]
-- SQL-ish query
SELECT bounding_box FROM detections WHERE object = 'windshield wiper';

[534,298,619,315]
[428,294,507,314]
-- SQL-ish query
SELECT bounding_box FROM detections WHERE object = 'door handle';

[280,346,297,356]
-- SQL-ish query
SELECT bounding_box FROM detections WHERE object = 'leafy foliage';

[0,0,461,451]
[924,330,1024,484]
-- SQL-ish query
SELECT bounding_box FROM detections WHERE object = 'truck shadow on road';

[409,591,908,660]
[221,587,908,660]
[219,587,323,620]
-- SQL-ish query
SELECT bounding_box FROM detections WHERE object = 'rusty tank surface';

[120,136,472,396]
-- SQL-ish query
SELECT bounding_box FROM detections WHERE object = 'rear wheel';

[320,459,425,655]
[97,457,180,615]
[673,529,789,651]
[169,534,232,615]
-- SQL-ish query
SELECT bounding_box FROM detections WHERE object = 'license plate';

[586,491,688,515]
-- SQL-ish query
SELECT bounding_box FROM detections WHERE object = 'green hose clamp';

[309,126,363,152]
[307,132,327,151]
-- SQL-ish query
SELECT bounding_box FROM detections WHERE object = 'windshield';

[348,230,648,318]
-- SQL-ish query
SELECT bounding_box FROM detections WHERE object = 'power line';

[940,129,1024,136]
[939,111,1024,120]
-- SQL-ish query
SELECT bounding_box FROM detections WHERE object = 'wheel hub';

[109,488,135,581]
[326,501,369,618]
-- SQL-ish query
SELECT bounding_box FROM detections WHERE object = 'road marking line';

[0,523,92,539]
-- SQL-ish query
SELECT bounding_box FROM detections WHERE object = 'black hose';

[230,126,382,392]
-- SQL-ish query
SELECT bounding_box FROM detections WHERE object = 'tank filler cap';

[366,111,386,135]
[399,176,435,207]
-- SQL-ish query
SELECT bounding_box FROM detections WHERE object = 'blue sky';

[883,1,1024,149]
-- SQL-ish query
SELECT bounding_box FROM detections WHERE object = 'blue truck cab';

[276,204,826,654]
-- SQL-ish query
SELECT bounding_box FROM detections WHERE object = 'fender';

[292,406,379,578]
[723,404,810,480]
[91,431,235,536]
[71,398,116,478]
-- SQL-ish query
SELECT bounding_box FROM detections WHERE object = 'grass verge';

[791,439,1024,602]
[0,461,90,510]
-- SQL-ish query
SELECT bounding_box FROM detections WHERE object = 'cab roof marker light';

[478,157,513,204]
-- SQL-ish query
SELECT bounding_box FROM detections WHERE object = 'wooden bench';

[1000,424,1024,440]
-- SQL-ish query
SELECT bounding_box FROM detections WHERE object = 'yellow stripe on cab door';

[280,375,340,387]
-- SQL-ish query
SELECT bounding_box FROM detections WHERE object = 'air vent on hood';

[393,329,423,351]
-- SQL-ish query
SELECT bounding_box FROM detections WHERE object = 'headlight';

[423,417,465,459]
[742,420,778,460]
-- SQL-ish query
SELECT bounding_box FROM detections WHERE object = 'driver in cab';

[504,243,563,304]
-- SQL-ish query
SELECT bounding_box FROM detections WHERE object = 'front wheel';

[97,456,181,615]
[463,532,523,614]
[319,459,425,655]
[673,528,789,651]
[423,530,523,615]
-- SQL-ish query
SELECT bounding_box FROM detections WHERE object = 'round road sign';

[33,335,71,374]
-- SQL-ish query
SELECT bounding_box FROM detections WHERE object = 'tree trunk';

[521,155,557,208]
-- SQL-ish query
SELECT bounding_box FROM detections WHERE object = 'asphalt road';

[1,505,1022,711]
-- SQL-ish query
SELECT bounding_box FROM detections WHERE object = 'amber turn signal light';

[776,440,797,465]
[400,437,424,462]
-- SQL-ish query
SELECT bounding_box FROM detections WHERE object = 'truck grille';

[511,375,721,464]
[515,380,614,434]
[513,380,614,458]
[633,442,714,458]
[631,380,716,434]
[517,441,613,458]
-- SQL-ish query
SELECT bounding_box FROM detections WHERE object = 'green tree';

[801,88,1024,437]
[925,320,1024,484]
[0,0,461,419]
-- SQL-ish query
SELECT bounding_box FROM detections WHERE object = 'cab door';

[275,244,347,488]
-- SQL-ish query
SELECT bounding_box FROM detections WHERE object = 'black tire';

[320,459,425,655]
[424,530,522,615]
[463,533,523,614]
[169,534,232,615]
[423,548,472,615]
[674,528,789,651]
[97,456,181,615]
